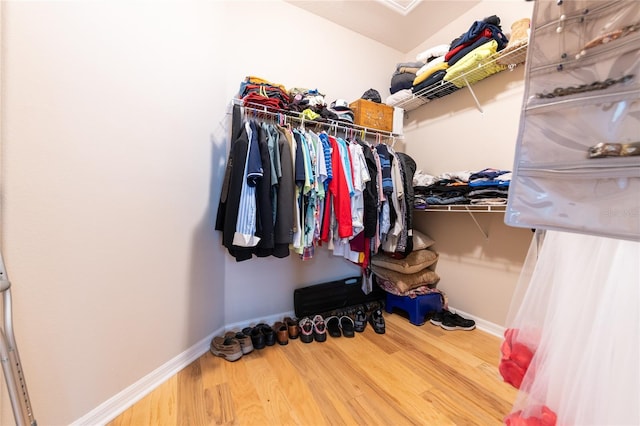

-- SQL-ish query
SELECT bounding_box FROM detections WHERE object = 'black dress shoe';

[250,327,266,350]
[256,323,276,346]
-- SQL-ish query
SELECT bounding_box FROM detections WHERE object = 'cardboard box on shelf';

[349,99,394,132]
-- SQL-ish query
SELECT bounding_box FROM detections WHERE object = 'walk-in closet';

[1,1,637,425]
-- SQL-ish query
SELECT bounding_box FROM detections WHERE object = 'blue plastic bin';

[385,292,442,326]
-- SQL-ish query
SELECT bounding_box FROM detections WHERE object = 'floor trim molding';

[449,306,505,338]
[71,311,297,425]
[70,326,223,426]
[71,308,503,424]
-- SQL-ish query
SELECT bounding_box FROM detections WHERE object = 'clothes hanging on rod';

[215,102,416,281]
[236,99,402,143]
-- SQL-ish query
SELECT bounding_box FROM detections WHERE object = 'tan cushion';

[371,249,439,275]
[412,229,435,250]
[371,265,440,293]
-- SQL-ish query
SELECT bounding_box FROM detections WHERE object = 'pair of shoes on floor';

[210,333,247,362]
[271,316,303,346]
[430,309,476,331]
[325,315,355,338]
[242,323,276,349]
[299,314,327,343]
[352,307,385,334]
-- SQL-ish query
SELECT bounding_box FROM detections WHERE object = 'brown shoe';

[210,336,243,362]
[284,316,300,339]
[225,331,254,354]
[273,321,289,345]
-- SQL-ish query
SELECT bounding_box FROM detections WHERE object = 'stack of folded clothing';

[412,168,511,207]
[442,15,509,89]
[445,15,508,67]
[371,230,442,298]
[237,77,362,126]
[411,44,456,100]
[403,15,511,102]
[412,170,437,209]
[386,61,425,106]
[467,168,511,205]
[414,171,472,206]
[238,76,290,111]
[390,61,424,94]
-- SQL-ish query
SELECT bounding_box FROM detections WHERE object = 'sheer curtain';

[500,230,640,425]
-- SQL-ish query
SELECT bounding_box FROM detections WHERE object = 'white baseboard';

[71,308,501,425]
[71,310,298,425]
[224,310,296,333]
[448,306,505,338]
[70,326,223,426]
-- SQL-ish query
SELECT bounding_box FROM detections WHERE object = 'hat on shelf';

[361,88,382,103]
[497,17,531,65]
[330,99,351,111]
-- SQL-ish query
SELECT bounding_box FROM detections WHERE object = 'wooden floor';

[108,312,517,426]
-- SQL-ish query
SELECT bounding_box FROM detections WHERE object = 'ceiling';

[285,0,481,53]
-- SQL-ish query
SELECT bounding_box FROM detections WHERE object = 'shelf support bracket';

[462,75,483,114]
[464,207,490,240]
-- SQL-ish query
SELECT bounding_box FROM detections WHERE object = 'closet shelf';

[396,42,528,113]
[415,204,507,239]
[415,204,506,213]
[232,99,404,141]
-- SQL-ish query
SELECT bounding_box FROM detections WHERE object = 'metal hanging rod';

[231,99,403,141]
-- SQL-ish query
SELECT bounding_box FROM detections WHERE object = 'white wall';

[0,1,401,424]
[401,1,536,325]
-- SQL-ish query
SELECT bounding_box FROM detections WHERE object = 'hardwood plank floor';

[108,312,517,426]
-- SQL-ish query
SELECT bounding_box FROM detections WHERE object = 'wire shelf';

[395,42,528,112]
[232,98,403,140]
[415,204,507,212]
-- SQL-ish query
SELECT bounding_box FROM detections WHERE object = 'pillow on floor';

[412,230,436,250]
[371,264,440,293]
[372,249,438,274]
